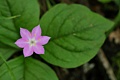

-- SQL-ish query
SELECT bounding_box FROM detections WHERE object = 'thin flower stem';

[46,0,52,9]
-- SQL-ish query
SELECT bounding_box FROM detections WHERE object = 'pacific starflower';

[15,25,50,57]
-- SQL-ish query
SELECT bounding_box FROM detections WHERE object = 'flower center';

[28,38,37,46]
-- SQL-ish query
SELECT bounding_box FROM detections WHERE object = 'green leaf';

[0,53,16,80]
[0,48,16,65]
[0,0,40,49]
[40,4,114,68]
[0,56,58,80]
[98,0,112,3]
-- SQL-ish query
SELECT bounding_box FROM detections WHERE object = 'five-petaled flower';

[15,25,50,57]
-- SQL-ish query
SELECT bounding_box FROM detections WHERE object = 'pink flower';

[15,25,50,57]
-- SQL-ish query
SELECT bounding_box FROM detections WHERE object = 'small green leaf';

[40,4,114,68]
[0,56,58,80]
[0,0,40,49]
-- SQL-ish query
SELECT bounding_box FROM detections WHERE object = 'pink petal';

[15,38,27,48]
[38,36,51,45]
[33,44,44,54]
[23,44,33,57]
[20,28,31,40]
[32,25,41,39]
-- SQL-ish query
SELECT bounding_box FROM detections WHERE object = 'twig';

[98,49,116,80]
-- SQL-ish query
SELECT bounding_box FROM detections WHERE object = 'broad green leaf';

[0,48,16,65]
[0,53,16,80]
[0,56,58,80]
[0,0,40,49]
[40,4,114,68]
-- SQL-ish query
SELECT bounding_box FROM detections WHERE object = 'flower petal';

[33,44,44,54]
[23,45,33,57]
[15,38,27,48]
[20,28,31,40]
[38,36,50,45]
[32,25,41,39]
